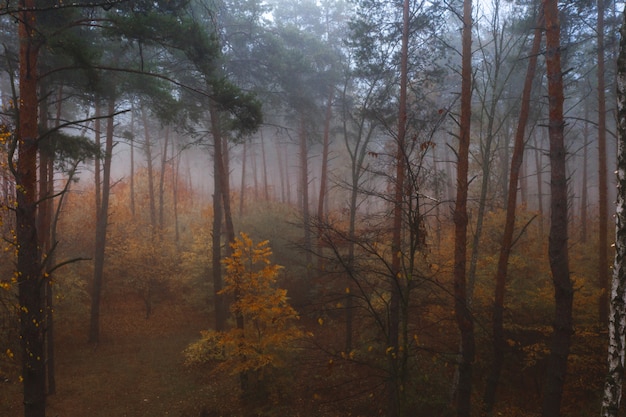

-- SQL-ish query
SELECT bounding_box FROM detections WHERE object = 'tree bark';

[16,0,45,413]
[598,0,609,326]
[318,88,333,221]
[453,0,475,416]
[387,1,409,415]
[209,102,227,332]
[600,7,626,416]
[299,117,313,271]
[541,1,574,415]
[158,127,170,232]
[89,97,115,344]
[130,108,136,218]
[581,103,589,243]
[239,140,247,216]
[482,5,543,413]
[260,130,269,201]
[142,107,157,231]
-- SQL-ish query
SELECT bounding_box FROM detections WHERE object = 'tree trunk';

[453,0,475,416]
[581,103,589,243]
[171,137,180,247]
[600,8,626,416]
[318,88,333,221]
[209,103,227,332]
[598,0,609,326]
[482,5,543,413]
[142,107,157,231]
[260,130,269,201]
[300,117,313,271]
[317,89,334,272]
[541,1,574,415]
[388,1,409,415]
[158,127,170,232]
[129,106,136,218]
[89,97,115,344]
[16,1,45,413]
[239,140,247,216]
[534,132,545,236]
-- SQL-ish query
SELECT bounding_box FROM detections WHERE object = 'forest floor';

[1,296,249,417]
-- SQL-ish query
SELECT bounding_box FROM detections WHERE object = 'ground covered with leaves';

[1,296,255,417]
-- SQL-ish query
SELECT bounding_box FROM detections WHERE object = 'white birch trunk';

[601,8,626,417]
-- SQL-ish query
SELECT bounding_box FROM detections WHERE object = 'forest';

[0,0,625,416]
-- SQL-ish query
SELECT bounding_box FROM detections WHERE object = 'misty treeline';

[0,0,624,416]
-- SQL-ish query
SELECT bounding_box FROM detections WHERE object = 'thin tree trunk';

[534,133,544,236]
[158,127,170,232]
[171,137,180,247]
[388,1,409,415]
[142,108,157,231]
[300,118,313,271]
[130,106,136,218]
[453,0,475,416]
[541,1,574,415]
[482,6,543,413]
[317,89,334,272]
[260,130,269,200]
[89,96,115,344]
[581,104,589,243]
[251,138,259,200]
[601,10,626,416]
[209,103,227,332]
[318,88,333,221]
[94,103,102,220]
[275,139,286,204]
[239,140,247,216]
[598,0,609,325]
[285,144,292,205]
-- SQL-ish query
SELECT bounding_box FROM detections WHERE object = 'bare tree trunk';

[483,5,543,413]
[239,140,247,216]
[601,10,626,416]
[260,130,269,201]
[158,127,170,232]
[251,138,259,200]
[209,103,227,332]
[285,144,292,205]
[130,107,136,218]
[453,0,475,416]
[89,96,115,344]
[318,89,333,221]
[581,103,589,243]
[275,139,286,204]
[598,0,610,325]
[300,118,313,271]
[171,137,180,247]
[16,2,45,414]
[142,107,157,231]
[541,1,573,415]
[387,2,409,415]
[534,133,545,236]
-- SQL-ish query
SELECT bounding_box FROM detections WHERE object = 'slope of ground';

[2,295,244,417]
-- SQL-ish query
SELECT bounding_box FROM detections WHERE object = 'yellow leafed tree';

[185,233,302,396]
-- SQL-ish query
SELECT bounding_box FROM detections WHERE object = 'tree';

[453,0,475,415]
[185,233,302,399]
[541,0,574,415]
[600,6,626,416]
[597,0,609,326]
[483,2,543,413]
[14,0,45,415]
